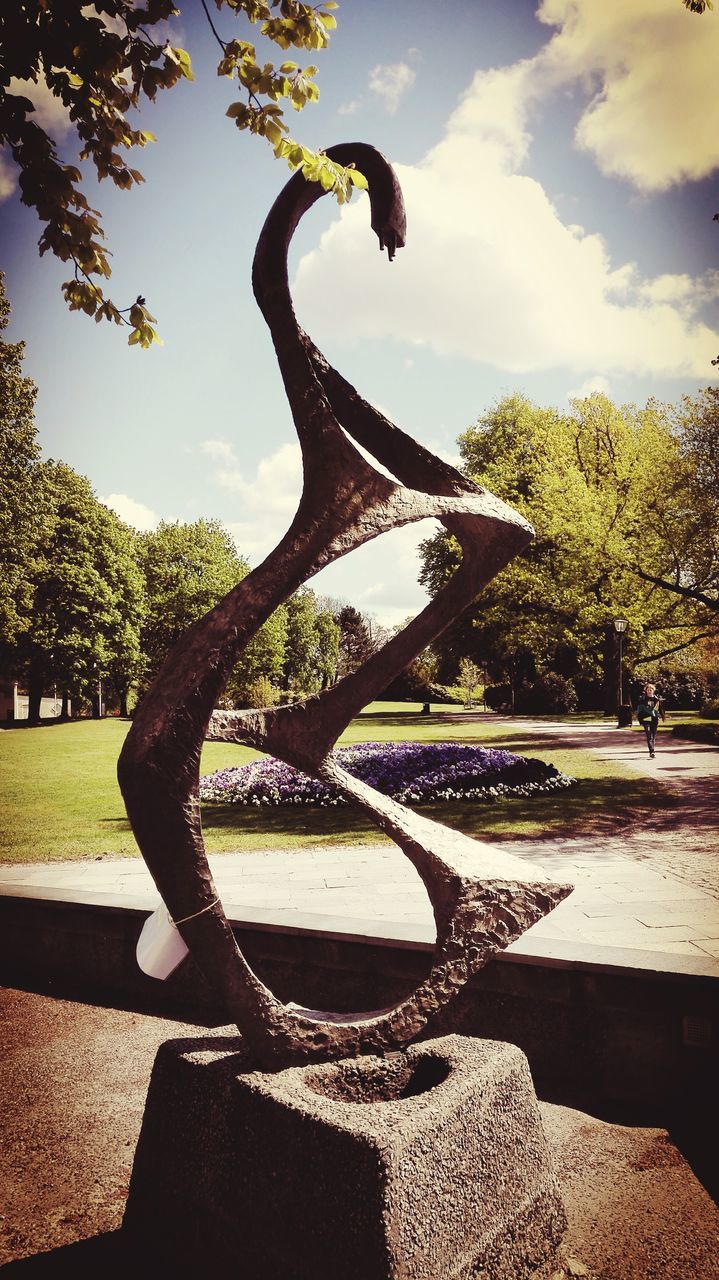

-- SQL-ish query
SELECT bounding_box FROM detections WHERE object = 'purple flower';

[199,741,576,807]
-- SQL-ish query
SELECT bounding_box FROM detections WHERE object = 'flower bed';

[200,741,577,807]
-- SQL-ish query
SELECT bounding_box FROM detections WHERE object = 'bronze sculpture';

[118,143,571,1067]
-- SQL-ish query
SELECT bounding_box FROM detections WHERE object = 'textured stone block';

[124,1033,566,1279]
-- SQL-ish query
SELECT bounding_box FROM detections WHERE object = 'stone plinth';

[124,1033,566,1279]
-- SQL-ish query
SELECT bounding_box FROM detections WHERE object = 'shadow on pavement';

[1,1233,128,1276]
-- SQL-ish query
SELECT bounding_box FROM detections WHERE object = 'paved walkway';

[2,718,717,972]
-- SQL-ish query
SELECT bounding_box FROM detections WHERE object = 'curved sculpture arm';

[118,144,572,1067]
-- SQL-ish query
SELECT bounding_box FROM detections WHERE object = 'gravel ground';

[1,987,717,1278]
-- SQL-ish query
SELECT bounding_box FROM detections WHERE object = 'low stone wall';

[1,889,716,1145]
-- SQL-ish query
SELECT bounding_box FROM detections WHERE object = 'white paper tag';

[136,903,190,980]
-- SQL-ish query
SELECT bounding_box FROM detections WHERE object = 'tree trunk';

[119,686,129,718]
[27,675,43,726]
[60,691,71,721]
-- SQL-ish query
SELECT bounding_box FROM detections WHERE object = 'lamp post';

[613,617,628,726]
[93,661,103,719]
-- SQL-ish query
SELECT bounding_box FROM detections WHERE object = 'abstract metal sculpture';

[118,143,572,1067]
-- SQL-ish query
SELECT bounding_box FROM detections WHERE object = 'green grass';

[0,707,679,864]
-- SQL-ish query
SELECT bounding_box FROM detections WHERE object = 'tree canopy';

[13,460,146,722]
[419,392,719,695]
[0,0,363,346]
[334,604,376,679]
[139,517,247,678]
[0,273,40,648]
[635,387,719,613]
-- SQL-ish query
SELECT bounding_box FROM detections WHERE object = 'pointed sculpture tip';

[533,877,575,912]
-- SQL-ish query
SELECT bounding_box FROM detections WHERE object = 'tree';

[243,673,281,708]
[225,600,288,705]
[334,604,376,679]
[13,461,145,722]
[282,586,319,695]
[139,518,247,684]
[635,387,719,613]
[101,521,146,716]
[419,393,716,707]
[315,608,341,688]
[0,273,42,651]
[0,0,363,345]
[458,657,482,708]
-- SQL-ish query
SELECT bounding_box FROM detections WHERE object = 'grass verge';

[0,706,679,863]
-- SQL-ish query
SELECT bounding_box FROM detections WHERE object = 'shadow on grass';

[97,719,682,847]
[436,777,679,841]
[353,712,450,726]
[198,772,679,846]
[200,802,380,843]
[0,716,134,733]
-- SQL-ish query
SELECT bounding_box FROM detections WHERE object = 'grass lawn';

[0,703,678,864]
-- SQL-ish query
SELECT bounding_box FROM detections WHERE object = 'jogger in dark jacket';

[636,683,664,758]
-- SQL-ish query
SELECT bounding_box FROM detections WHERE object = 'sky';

[2,0,719,628]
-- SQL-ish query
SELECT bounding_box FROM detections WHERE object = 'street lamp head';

[613,617,628,634]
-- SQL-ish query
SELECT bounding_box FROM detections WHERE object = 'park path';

[479,715,719,903]
[0,711,711,962]
[1,717,717,966]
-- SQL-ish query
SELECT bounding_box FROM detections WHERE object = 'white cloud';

[201,439,301,514]
[101,493,160,531]
[536,0,719,191]
[199,438,237,464]
[200,439,302,560]
[198,438,437,625]
[368,62,416,114]
[567,375,611,401]
[637,270,719,312]
[8,75,73,138]
[0,152,16,201]
[313,520,437,629]
[292,9,719,380]
[426,440,463,470]
[338,99,360,116]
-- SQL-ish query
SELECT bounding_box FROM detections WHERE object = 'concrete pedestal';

[124,1034,566,1279]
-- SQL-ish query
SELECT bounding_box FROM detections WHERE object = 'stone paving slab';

[2,841,718,974]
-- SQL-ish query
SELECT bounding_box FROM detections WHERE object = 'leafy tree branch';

[634,568,718,612]
[0,1,362,349]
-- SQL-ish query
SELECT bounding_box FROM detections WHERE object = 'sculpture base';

[123,1033,566,1280]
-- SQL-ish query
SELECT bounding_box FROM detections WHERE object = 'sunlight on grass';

[0,708,680,864]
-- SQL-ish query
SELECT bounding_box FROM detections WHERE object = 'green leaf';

[172,48,194,81]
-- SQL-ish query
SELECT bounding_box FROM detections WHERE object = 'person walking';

[636,683,665,758]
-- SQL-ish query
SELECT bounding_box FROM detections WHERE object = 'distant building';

[0,680,68,722]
